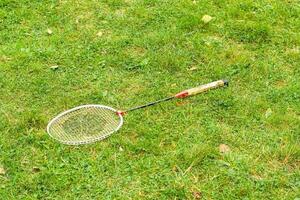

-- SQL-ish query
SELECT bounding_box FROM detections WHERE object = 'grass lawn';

[1,0,299,199]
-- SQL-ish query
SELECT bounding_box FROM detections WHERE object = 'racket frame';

[47,104,124,145]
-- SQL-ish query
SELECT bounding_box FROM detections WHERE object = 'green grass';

[1,0,300,199]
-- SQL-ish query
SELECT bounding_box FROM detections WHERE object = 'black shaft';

[125,96,175,113]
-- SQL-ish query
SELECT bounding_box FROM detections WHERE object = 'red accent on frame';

[175,91,188,98]
[116,111,125,116]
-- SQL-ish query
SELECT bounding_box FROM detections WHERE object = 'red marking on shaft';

[175,91,188,98]
[116,111,125,116]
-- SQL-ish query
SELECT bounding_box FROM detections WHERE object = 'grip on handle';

[175,79,228,98]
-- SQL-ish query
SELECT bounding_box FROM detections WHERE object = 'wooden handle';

[175,80,228,98]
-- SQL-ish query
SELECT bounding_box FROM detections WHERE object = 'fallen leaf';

[0,55,12,62]
[251,174,263,181]
[32,167,40,173]
[102,90,108,97]
[96,31,103,37]
[115,9,125,17]
[286,47,300,55]
[219,144,230,154]
[201,15,213,24]
[119,146,124,152]
[50,65,59,70]
[192,191,202,199]
[172,165,178,172]
[171,83,177,87]
[0,167,6,175]
[265,108,272,118]
[176,101,187,106]
[188,66,198,71]
[46,28,53,35]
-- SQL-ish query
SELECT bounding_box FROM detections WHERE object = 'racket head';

[47,105,123,145]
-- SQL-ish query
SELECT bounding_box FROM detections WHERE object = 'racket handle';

[175,79,228,98]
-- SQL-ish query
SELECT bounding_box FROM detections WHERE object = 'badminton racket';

[47,79,228,145]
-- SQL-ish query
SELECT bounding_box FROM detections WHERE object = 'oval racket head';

[47,105,123,145]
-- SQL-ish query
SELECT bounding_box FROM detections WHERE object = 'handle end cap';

[223,79,229,86]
